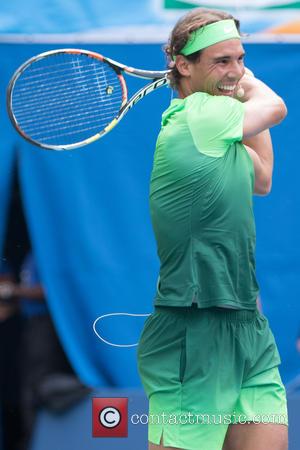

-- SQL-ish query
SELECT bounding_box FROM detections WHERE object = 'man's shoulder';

[186,92,244,127]
[187,91,239,107]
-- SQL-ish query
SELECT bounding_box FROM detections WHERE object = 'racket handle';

[236,87,245,98]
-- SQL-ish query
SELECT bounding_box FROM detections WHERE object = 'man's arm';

[241,75,287,138]
[236,70,280,195]
[243,129,273,196]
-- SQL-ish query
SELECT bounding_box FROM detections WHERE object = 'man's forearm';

[243,130,273,195]
[243,129,273,174]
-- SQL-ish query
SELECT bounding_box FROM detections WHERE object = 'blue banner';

[1,0,300,36]
[1,42,300,387]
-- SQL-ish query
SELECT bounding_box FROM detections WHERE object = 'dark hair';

[165,8,241,89]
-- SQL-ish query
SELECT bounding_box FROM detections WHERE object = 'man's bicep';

[243,101,284,138]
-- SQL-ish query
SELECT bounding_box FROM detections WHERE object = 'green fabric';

[186,93,245,157]
[179,20,240,57]
[138,306,287,450]
[150,92,258,309]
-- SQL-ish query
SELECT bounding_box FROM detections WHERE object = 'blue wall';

[1,43,300,387]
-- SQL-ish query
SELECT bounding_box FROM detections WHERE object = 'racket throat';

[119,77,169,119]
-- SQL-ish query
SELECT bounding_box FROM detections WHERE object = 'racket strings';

[13,93,122,122]
[33,122,112,141]
[15,92,119,128]
[12,89,122,121]
[20,59,93,73]
[19,60,105,77]
[11,53,124,146]
[19,108,124,139]
[16,67,119,92]
[14,101,122,129]
[13,98,123,136]
[13,81,121,112]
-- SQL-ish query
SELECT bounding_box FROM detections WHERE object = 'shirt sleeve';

[186,92,245,158]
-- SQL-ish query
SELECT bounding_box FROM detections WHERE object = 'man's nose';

[228,61,244,80]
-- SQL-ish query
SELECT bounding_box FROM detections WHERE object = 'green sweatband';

[177,19,240,58]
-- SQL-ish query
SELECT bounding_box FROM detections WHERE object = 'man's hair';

[165,8,241,89]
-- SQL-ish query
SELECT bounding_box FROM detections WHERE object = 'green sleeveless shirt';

[150,92,259,310]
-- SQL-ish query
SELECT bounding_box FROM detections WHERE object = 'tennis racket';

[7,48,169,151]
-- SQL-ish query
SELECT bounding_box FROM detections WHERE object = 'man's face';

[183,39,245,97]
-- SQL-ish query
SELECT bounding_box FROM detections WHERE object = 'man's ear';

[175,55,191,77]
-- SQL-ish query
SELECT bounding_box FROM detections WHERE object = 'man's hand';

[235,67,259,101]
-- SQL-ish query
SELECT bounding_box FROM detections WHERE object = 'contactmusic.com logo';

[92,398,128,437]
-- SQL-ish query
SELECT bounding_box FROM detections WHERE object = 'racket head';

[7,49,128,150]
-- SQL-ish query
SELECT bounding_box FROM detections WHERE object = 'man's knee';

[222,423,288,450]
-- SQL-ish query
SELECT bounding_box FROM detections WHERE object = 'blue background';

[0,42,299,388]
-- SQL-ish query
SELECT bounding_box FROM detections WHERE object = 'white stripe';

[93,312,151,348]
[176,0,298,7]
[1,31,300,44]
[0,26,173,44]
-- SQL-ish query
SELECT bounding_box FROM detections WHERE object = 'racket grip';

[236,87,245,98]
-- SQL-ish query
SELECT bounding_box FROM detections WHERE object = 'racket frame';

[7,48,170,150]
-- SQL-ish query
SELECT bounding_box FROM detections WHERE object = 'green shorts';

[137,305,288,450]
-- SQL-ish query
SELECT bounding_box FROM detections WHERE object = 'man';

[138,8,288,450]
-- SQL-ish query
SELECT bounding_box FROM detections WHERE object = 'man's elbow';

[255,178,272,196]
[273,98,288,125]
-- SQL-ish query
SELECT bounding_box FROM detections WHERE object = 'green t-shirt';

[150,92,259,309]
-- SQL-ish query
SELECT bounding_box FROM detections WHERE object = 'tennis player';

[138,7,288,450]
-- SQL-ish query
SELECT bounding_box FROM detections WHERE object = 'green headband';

[176,19,240,59]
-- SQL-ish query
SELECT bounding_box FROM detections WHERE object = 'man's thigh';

[222,423,288,450]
